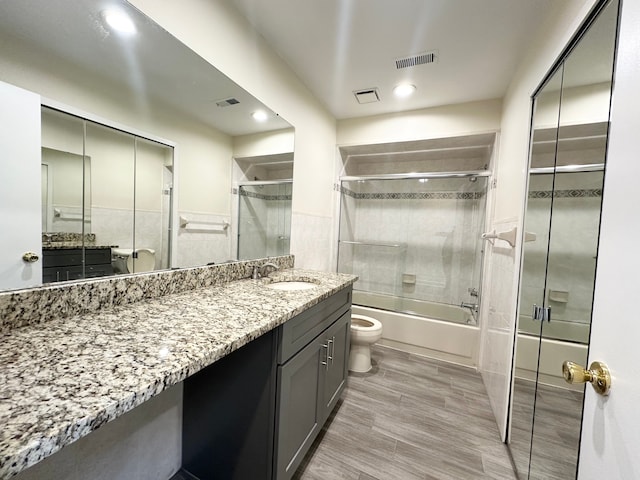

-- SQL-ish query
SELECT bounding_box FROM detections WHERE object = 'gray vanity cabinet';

[274,288,351,480]
[180,286,352,480]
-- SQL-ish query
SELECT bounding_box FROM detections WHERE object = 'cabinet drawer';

[277,287,351,364]
[43,248,112,267]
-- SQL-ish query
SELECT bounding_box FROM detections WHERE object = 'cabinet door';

[320,311,350,421]
[275,336,324,480]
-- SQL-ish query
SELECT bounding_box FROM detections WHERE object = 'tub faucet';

[460,302,478,312]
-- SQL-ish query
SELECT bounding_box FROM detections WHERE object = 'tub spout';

[460,302,478,311]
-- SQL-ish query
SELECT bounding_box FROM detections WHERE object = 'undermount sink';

[265,280,318,291]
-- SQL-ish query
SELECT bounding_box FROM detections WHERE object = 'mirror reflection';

[0,0,294,290]
[509,1,619,478]
[41,106,174,281]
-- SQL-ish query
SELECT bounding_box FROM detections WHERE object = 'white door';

[577,0,640,478]
[0,81,42,290]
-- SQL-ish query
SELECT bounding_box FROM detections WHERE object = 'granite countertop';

[0,269,356,479]
[42,244,117,250]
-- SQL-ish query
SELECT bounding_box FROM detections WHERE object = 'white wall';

[479,0,599,440]
[337,99,503,146]
[130,0,338,270]
[233,129,295,159]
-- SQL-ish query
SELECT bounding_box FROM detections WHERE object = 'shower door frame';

[336,169,492,323]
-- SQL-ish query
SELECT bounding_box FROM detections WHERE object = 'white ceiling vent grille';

[395,51,437,69]
[353,88,380,104]
[215,97,240,107]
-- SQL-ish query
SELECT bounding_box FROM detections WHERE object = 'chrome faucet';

[251,262,280,279]
[260,262,279,277]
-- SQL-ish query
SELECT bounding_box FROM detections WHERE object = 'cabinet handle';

[328,336,335,365]
[321,343,329,369]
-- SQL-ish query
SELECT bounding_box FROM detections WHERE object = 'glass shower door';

[237,181,292,260]
[337,173,489,324]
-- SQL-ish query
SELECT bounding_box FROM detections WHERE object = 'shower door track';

[340,170,491,182]
[529,163,604,174]
[238,179,293,186]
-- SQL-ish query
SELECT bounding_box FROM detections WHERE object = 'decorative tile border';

[340,185,485,200]
[233,187,292,201]
[529,189,602,199]
[0,255,295,333]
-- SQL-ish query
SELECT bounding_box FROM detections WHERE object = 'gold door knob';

[22,252,39,263]
[562,360,611,396]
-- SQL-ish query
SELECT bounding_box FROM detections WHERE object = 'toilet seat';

[351,314,382,340]
[351,315,382,331]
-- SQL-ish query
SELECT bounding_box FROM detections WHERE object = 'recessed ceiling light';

[393,83,417,98]
[252,110,268,122]
[102,9,136,35]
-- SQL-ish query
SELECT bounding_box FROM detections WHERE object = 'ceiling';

[0,0,292,136]
[226,0,555,119]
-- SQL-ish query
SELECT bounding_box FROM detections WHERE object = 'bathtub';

[515,315,589,389]
[352,291,479,367]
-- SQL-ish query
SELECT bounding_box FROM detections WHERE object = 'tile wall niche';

[0,255,294,333]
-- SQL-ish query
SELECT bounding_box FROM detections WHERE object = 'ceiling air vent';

[395,51,437,70]
[215,97,240,107]
[353,88,380,104]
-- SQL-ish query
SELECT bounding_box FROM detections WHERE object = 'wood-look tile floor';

[509,378,583,480]
[293,345,517,480]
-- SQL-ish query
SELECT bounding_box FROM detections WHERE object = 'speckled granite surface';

[0,256,294,333]
[0,267,356,479]
[42,244,116,250]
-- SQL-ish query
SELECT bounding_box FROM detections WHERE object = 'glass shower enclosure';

[337,172,489,325]
[237,181,292,260]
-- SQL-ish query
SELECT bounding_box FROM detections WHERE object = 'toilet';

[349,314,383,373]
[111,248,156,274]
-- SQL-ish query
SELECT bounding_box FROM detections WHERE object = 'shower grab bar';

[340,170,491,182]
[339,240,407,248]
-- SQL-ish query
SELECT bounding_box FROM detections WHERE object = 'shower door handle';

[542,306,551,323]
[533,304,542,321]
[532,304,551,322]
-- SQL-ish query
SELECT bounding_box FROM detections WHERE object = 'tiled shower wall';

[338,178,487,307]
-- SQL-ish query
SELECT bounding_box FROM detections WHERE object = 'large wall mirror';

[508,1,619,479]
[0,0,294,291]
